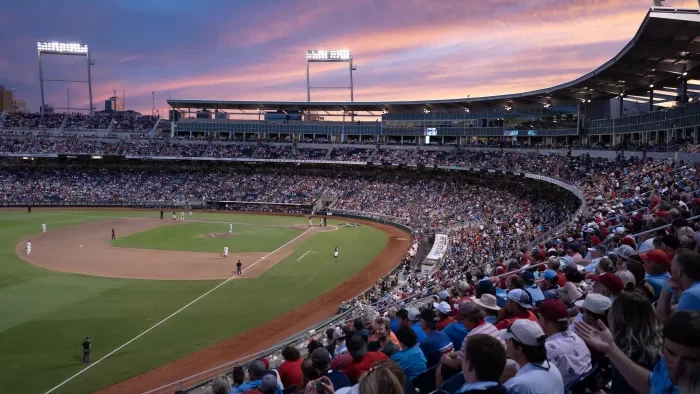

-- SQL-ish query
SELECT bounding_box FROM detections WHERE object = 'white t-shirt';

[545,331,592,386]
[223,247,228,254]
[504,361,564,394]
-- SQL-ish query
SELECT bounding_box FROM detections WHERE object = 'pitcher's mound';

[205,232,236,238]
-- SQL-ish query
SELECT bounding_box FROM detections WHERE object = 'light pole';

[67,88,70,114]
[152,91,155,117]
[11,85,16,111]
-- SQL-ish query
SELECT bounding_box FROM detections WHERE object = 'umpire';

[82,337,91,363]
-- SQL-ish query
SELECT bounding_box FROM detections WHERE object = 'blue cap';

[543,270,558,280]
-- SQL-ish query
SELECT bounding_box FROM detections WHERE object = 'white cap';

[579,293,612,315]
[499,319,546,347]
[615,270,636,287]
[407,308,421,322]
[435,301,452,315]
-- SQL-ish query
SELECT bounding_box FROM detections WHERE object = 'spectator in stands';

[589,273,624,301]
[278,345,303,389]
[658,250,700,323]
[231,367,245,393]
[472,293,501,325]
[210,376,232,394]
[501,319,565,394]
[456,334,508,394]
[387,307,399,333]
[244,375,278,394]
[367,317,399,356]
[441,301,471,352]
[521,271,545,306]
[231,360,265,393]
[418,308,454,368]
[407,308,426,343]
[341,334,389,384]
[434,301,455,331]
[608,291,663,394]
[495,289,538,330]
[357,362,404,394]
[309,348,351,391]
[331,327,347,356]
[390,326,426,380]
[537,299,592,386]
[540,270,560,300]
[576,311,700,394]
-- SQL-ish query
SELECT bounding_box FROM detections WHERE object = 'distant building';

[104,95,124,112]
[14,99,27,113]
[0,85,12,112]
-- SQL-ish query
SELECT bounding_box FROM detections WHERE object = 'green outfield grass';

[0,209,390,394]
[112,221,302,253]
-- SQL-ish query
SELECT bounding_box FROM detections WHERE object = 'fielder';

[229,223,233,234]
[42,222,47,233]
[308,216,313,226]
[319,218,323,226]
[189,207,192,217]
[223,245,229,258]
[180,211,185,221]
[334,245,339,261]
[172,212,176,220]
[236,259,242,275]
[26,240,31,255]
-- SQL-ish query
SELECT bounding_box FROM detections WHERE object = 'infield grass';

[0,209,391,394]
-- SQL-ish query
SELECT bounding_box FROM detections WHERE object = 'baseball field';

[0,208,410,394]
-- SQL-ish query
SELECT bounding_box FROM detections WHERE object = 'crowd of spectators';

[117,140,165,156]
[64,113,112,130]
[69,139,121,155]
[329,148,374,161]
[163,142,208,157]
[1,113,64,129]
[112,114,158,132]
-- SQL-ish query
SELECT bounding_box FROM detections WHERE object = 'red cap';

[620,236,636,248]
[537,299,569,322]
[258,358,270,369]
[639,249,671,266]
[590,273,624,294]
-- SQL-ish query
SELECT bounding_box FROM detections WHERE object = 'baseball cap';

[587,244,608,253]
[434,301,452,315]
[419,308,439,323]
[438,290,450,300]
[332,327,345,341]
[578,293,613,315]
[458,300,482,317]
[521,271,535,284]
[407,308,421,322]
[500,319,546,347]
[537,299,569,322]
[458,280,470,292]
[310,348,331,366]
[346,334,367,359]
[590,273,624,294]
[612,245,637,260]
[639,249,671,266]
[476,279,495,293]
[542,270,558,281]
[615,270,636,287]
[258,374,278,393]
[245,360,265,377]
[507,288,533,309]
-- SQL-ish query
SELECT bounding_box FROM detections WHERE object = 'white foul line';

[296,250,317,261]
[44,227,312,394]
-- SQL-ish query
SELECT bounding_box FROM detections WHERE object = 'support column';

[649,88,654,113]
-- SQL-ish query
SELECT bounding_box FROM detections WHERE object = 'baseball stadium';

[2,4,700,394]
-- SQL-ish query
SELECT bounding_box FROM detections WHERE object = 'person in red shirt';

[434,301,455,331]
[277,345,303,389]
[495,289,538,330]
[341,334,389,384]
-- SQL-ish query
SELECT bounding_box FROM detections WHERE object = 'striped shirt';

[458,320,504,359]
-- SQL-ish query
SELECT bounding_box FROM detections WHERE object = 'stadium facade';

[167,7,700,148]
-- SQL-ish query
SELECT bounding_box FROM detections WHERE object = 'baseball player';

[42,222,47,233]
[236,260,242,275]
[111,228,116,240]
[172,212,176,221]
[309,216,313,226]
[229,223,233,234]
[334,246,339,261]
[160,210,164,220]
[82,337,91,363]
[319,218,323,226]
[223,245,229,258]
[189,207,192,217]
[180,211,185,221]
[26,240,31,255]
[323,217,327,227]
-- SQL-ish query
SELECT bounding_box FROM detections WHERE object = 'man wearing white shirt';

[584,245,607,273]
[538,299,592,386]
[223,245,228,258]
[500,319,564,394]
[41,222,46,233]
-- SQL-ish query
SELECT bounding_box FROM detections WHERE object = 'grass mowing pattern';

[0,210,387,394]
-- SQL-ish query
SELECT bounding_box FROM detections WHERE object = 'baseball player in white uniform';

[229,223,233,234]
[26,240,32,255]
[334,245,339,260]
[189,207,192,217]
[42,222,46,233]
[172,212,176,220]
[309,216,313,226]
[223,245,229,258]
[180,211,185,221]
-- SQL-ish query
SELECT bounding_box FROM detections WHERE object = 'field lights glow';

[306,50,351,61]
[37,42,89,54]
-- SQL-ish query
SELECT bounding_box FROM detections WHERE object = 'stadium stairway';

[148,117,161,137]
[58,114,68,131]
[106,117,115,132]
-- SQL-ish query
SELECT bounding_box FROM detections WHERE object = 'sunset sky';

[0,0,687,116]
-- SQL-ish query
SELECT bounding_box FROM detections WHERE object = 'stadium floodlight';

[37,41,93,116]
[305,49,355,111]
[37,42,88,55]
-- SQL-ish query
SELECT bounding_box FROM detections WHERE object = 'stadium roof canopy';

[168,7,700,113]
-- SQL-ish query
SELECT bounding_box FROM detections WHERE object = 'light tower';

[305,50,356,121]
[37,42,94,116]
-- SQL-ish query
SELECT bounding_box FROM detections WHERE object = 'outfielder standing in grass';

[229,223,233,234]
[223,245,229,258]
[334,246,339,261]
[42,222,46,233]
[82,337,90,363]
[111,228,116,240]
[237,259,242,275]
